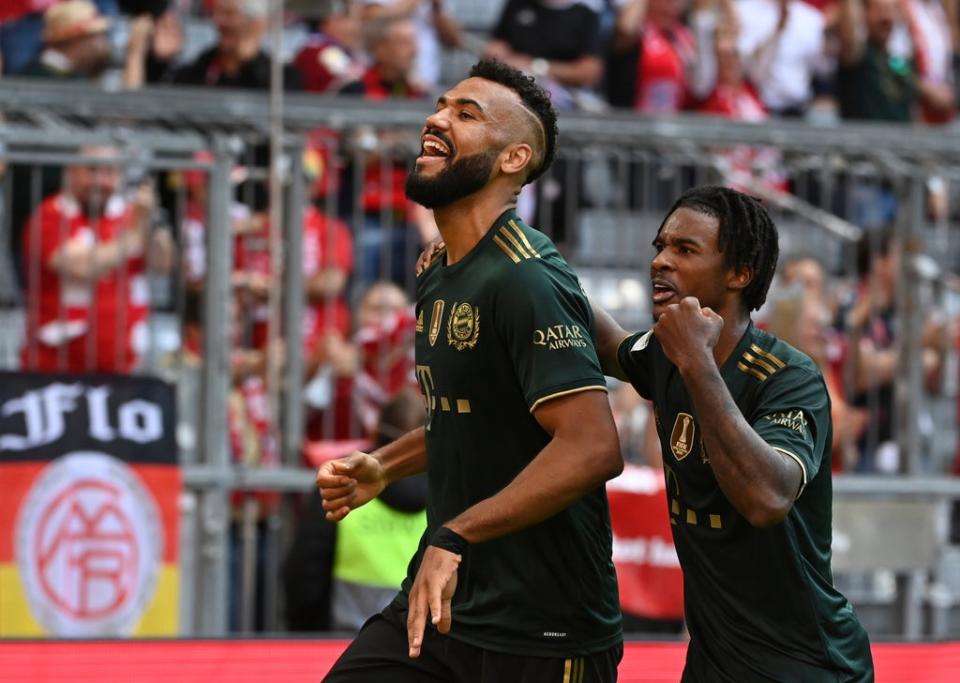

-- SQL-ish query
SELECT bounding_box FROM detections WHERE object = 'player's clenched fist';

[316,451,388,522]
[654,296,724,372]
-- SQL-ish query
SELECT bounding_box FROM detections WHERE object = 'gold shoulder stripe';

[529,385,607,413]
[508,220,541,258]
[750,344,786,368]
[498,226,531,259]
[742,351,778,375]
[492,235,521,263]
[562,659,572,683]
[736,361,768,382]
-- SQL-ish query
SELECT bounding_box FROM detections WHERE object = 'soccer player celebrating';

[592,186,874,681]
[318,59,625,681]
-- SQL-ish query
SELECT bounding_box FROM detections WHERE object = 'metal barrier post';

[196,136,236,636]
[897,177,927,476]
[282,139,305,466]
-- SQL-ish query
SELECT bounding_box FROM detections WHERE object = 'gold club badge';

[670,413,696,461]
[447,302,479,350]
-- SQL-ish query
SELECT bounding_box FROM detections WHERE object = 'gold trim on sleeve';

[774,447,808,499]
[498,226,531,259]
[493,235,521,263]
[508,220,542,257]
[562,659,571,683]
[736,361,768,382]
[529,385,608,413]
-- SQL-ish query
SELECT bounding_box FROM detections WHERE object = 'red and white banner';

[0,372,180,637]
[607,465,684,620]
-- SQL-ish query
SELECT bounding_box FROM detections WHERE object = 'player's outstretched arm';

[316,427,427,522]
[590,300,632,381]
[406,389,622,658]
[656,298,802,528]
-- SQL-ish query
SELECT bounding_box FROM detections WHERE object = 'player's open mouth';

[651,279,678,304]
[418,135,452,164]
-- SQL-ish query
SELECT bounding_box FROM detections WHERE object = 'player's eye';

[459,111,474,120]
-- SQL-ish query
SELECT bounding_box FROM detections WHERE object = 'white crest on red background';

[15,452,162,636]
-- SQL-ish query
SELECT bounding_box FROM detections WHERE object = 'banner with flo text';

[0,372,179,637]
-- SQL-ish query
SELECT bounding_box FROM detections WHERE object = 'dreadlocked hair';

[659,185,780,312]
[468,58,558,184]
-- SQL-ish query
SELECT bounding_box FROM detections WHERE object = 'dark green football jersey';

[618,323,873,682]
[393,209,622,657]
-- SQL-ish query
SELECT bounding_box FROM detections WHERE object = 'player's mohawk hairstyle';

[468,58,558,184]
[659,186,780,312]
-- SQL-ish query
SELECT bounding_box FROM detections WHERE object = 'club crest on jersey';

[670,413,696,461]
[428,300,445,347]
[447,302,479,350]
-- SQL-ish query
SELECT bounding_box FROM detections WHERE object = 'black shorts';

[323,604,623,683]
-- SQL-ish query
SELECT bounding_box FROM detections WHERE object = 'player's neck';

[713,310,751,368]
[433,190,516,266]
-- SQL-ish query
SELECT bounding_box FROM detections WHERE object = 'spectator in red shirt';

[696,3,767,121]
[20,145,174,373]
[293,0,366,94]
[339,16,431,286]
[306,281,416,439]
[609,0,697,113]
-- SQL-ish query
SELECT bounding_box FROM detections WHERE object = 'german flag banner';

[0,372,179,637]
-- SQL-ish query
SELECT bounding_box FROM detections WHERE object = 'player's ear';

[728,265,753,292]
[499,142,534,178]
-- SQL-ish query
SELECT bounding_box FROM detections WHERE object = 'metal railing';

[1,81,959,639]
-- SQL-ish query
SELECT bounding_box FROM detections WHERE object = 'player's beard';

[405,149,500,209]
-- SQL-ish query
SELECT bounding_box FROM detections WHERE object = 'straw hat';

[42,1,111,45]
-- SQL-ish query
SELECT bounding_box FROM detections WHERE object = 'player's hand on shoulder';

[654,296,724,370]
[315,450,387,521]
[407,545,461,658]
[415,238,446,276]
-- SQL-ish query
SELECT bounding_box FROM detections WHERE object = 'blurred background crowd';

[2,0,959,123]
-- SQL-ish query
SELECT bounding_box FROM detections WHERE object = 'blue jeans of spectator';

[357,215,418,288]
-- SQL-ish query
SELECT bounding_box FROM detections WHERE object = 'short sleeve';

[616,330,655,400]
[750,366,829,499]
[494,263,606,412]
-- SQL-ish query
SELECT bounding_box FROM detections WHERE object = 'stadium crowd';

[0,0,957,636]
[0,0,957,123]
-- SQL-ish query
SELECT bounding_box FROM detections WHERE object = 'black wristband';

[429,526,469,557]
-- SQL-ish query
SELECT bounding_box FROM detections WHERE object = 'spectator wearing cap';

[292,0,366,94]
[18,0,112,79]
[359,0,462,90]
